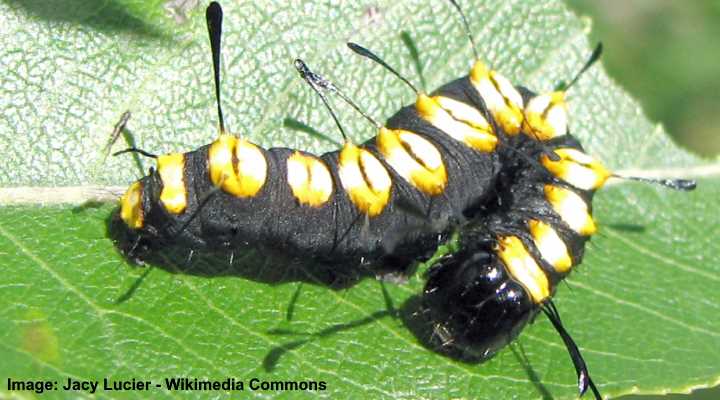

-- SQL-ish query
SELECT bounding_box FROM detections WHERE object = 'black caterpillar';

[111,2,696,399]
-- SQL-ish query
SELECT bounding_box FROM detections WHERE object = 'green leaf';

[1,0,718,399]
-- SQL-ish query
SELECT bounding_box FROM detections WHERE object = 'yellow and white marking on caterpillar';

[544,185,596,236]
[376,127,447,195]
[157,153,187,214]
[208,134,267,197]
[523,91,568,140]
[469,60,524,135]
[496,235,550,303]
[338,143,392,216]
[415,94,497,152]
[528,219,573,273]
[120,181,144,229]
[541,148,611,190]
[286,152,333,207]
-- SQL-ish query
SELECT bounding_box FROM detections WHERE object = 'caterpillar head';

[422,249,537,361]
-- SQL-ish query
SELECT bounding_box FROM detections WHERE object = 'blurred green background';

[569,0,720,159]
[569,1,720,398]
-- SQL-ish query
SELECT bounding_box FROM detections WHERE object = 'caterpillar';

[110,2,696,399]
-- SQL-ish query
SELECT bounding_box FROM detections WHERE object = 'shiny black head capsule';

[422,250,537,361]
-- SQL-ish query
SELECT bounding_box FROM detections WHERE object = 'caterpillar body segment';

[116,65,576,271]
[118,144,463,268]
